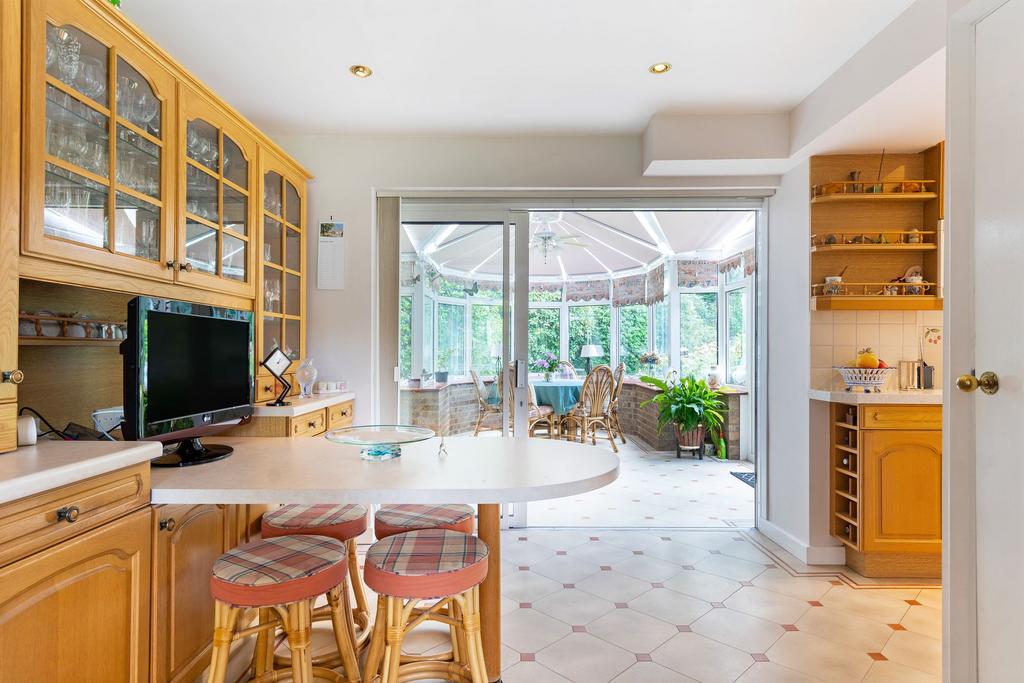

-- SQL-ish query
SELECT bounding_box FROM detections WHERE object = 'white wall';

[273,133,775,422]
[762,160,843,564]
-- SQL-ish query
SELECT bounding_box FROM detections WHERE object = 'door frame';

[945,1,1010,680]
[379,196,768,529]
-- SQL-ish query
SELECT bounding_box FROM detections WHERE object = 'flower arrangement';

[533,352,558,372]
[639,351,662,366]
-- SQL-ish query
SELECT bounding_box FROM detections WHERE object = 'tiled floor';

[526,436,755,528]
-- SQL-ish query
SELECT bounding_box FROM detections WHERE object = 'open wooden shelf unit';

[830,403,861,550]
[809,145,944,311]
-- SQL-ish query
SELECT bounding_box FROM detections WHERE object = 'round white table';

[151,435,620,682]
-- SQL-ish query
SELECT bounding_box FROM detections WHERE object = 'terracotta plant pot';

[675,424,706,448]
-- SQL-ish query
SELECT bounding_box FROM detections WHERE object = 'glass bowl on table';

[325,425,436,461]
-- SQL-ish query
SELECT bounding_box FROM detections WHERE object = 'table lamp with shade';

[580,344,604,374]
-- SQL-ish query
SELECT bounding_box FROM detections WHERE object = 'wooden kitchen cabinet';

[0,507,151,682]
[829,403,942,577]
[150,503,228,683]
[0,0,21,454]
[22,0,179,283]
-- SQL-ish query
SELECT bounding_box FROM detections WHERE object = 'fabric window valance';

[612,274,647,307]
[676,260,718,288]
[566,279,609,302]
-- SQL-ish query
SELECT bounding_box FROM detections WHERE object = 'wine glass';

[75,57,105,101]
[54,27,80,86]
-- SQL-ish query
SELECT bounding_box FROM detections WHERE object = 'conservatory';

[397,209,756,457]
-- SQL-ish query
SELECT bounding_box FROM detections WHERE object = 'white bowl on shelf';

[834,366,896,393]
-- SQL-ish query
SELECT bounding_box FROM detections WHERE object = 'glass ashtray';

[324,424,436,460]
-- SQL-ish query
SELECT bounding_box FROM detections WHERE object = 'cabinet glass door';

[27,4,175,280]
[259,169,304,367]
[180,118,251,287]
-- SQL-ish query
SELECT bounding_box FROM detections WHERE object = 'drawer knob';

[159,517,177,532]
[309,421,317,428]
[56,505,80,523]
[2,369,23,384]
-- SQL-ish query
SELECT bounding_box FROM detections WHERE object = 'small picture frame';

[260,347,293,406]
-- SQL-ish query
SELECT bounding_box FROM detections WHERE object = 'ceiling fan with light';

[529,212,589,263]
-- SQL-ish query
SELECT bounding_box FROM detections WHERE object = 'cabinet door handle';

[56,505,80,523]
[2,369,23,384]
[181,262,193,273]
[159,517,177,532]
[166,260,178,271]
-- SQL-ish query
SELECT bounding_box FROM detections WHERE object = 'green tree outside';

[617,304,649,375]
[568,304,611,369]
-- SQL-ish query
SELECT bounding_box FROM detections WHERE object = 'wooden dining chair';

[555,360,578,379]
[609,362,627,444]
[503,364,554,438]
[560,365,618,452]
[470,370,502,436]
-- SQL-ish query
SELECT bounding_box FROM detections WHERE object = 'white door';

[948,1,1024,680]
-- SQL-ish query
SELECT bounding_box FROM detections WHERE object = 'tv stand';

[152,438,233,467]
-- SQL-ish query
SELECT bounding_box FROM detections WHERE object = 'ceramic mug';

[824,276,844,296]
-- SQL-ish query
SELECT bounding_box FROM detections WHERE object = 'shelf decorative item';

[834,367,897,393]
[295,358,318,398]
[325,424,435,461]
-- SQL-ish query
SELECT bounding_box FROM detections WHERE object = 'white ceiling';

[402,210,754,280]
[122,0,915,135]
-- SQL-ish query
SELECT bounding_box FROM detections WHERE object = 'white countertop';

[808,389,943,405]
[0,440,162,504]
[253,392,355,417]
[151,435,619,505]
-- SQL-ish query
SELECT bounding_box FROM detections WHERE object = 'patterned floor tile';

[501,607,572,653]
[735,661,826,682]
[652,631,755,683]
[794,605,895,653]
[725,586,812,624]
[862,659,940,682]
[900,605,941,640]
[691,607,786,654]
[751,569,832,601]
[611,661,699,682]
[629,586,713,625]
[532,586,617,625]
[881,630,941,677]
[587,607,679,653]
[765,631,873,683]
[536,633,636,683]
[531,555,604,584]
[695,553,770,582]
[664,568,743,603]
[576,570,654,603]
[501,570,564,603]
[501,661,572,682]
[613,554,685,583]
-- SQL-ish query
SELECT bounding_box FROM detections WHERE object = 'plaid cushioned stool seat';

[364,529,489,599]
[210,534,348,607]
[374,503,474,539]
[262,503,368,541]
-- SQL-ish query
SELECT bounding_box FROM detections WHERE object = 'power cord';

[18,406,71,440]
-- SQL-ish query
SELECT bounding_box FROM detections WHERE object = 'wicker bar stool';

[362,529,489,683]
[261,504,372,656]
[373,504,474,540]
[205,534,360,683]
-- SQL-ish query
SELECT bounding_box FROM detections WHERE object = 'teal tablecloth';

[532,380,584,415]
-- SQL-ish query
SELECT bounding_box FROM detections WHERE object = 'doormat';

[730,471,756,488]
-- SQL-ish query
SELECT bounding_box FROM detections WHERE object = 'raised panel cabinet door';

[0,507,151,682]
[150,503,227,683]
[23,0,178,282]
[176,85,257,298]
[861,429,942,554]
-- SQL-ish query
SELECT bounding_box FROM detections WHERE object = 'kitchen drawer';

[256,373,295,403]
[289,409,327,437]
[328,400,355,429]
[0,463,150,567]
[861,405,942,431]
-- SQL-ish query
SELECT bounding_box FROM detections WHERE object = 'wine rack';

[831,403,861,550]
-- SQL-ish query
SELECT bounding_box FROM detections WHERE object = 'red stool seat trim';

[374,503,474,540]
[364,529,488,599]
[211,534,348,607]
[262,503,369,542]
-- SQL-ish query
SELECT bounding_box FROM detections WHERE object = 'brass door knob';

[159,517,176,532]
[957,371,999,395]
[2,369,23,384]
[56,505,80,523]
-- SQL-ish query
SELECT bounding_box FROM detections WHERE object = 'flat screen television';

[121,296,254,467]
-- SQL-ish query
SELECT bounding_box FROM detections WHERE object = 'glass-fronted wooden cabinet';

[176,86,256,297]
[23,0,177,282]
[257,150,306,378]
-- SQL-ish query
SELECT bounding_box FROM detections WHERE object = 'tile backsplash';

[810,310,943,391]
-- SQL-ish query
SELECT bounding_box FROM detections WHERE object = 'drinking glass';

[54,28,80,85]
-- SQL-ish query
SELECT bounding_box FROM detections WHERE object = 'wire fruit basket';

[834,367,896,393]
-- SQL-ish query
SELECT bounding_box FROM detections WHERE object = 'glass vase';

[295,358,318,398]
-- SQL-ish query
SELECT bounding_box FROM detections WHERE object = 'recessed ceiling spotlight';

[350,65,373,78]
[649,62,672,75]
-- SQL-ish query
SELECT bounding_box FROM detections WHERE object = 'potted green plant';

[435,351,451,384]
[639,374,726,458]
